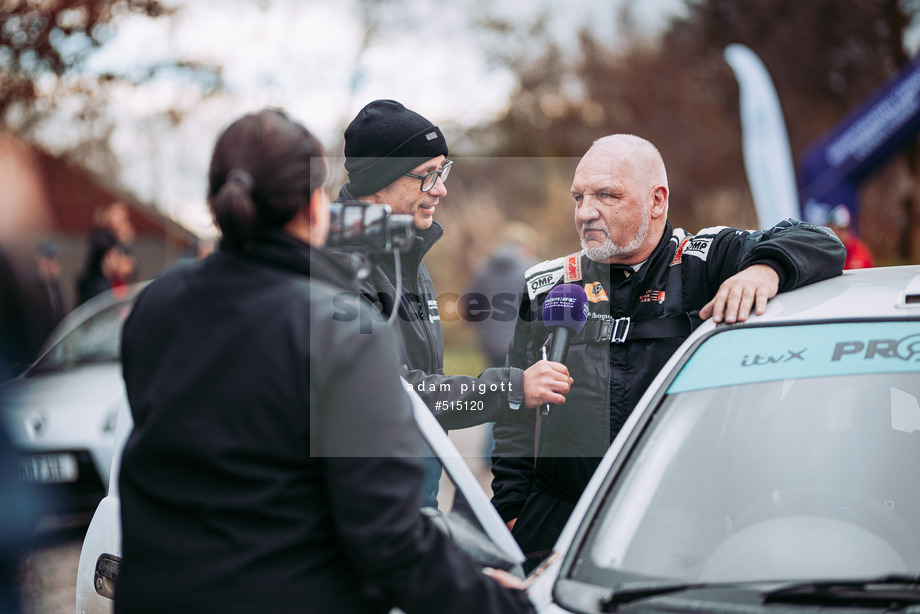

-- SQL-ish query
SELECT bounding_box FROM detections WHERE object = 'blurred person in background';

[92,201,136,246]
[114,108,534,614]
[76,234,136,304]
[0,247,39,379]
[77,201,138,304]
[463,223,540,368]
[827,204,874,269]
[462,223,539,460]
[0,243,59,375]
[31,241,66,342]
[108,242,138,290]
[0,224,56,614]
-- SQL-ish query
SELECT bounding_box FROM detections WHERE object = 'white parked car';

[0,284,145,521]
[525,264,920,612]
[78,266,920,613]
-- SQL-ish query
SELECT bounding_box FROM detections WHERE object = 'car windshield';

[30,300,133,373]
[573,321,920,588]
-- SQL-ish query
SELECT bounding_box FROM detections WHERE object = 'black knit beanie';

[344,99,449,197]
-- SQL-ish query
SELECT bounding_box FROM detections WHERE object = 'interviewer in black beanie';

[338,99,450,231]
[331,100,535,513]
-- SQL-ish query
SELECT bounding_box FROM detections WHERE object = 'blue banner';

[799,54,920,227]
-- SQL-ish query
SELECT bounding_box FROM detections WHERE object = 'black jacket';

[116,230,533,614]
[334,184,524,428]
[491,219,847,524]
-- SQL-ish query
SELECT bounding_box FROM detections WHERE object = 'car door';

[404,379,525,575]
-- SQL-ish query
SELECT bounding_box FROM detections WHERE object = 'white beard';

[580,211,650,262]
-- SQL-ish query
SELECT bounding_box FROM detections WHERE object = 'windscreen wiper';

[763,574,920,607]
[600,581,711,611]
[601,574,920,611]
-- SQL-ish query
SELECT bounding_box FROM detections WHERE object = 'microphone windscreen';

[541,284,589,333]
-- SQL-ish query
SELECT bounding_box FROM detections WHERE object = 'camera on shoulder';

[326,201,414,253]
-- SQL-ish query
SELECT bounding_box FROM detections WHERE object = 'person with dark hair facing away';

[114,108,534,614]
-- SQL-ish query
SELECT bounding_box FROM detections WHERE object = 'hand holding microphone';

[542,284,589,364]
[522,284,588,413]
[540,284,588,416]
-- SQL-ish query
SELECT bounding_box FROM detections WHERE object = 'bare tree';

[0,0,226,186]
[1,1,171,128]
[469,0,920,263]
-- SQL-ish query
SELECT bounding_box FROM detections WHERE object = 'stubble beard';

[580,211,650,262]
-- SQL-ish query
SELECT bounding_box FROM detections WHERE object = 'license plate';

[19,453,78,483]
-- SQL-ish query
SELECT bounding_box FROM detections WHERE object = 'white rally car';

[79,266,920,613]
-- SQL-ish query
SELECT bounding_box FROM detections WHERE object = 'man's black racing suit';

[490,219,847,569]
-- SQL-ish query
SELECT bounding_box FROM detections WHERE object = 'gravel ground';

[18,516,92,614]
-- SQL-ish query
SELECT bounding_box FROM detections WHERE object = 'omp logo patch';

[526,271,562,300]
[425,132,438,141]
[427,298,440,322]
[530,274,554,293]
[682,237,713,261]
[526,253,586,300]
[585,282,609,303]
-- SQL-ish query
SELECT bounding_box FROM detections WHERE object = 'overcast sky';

[36,0,687,237]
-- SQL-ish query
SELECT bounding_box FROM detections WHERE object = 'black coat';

[491,219,847,568]
[77,227,118,305]
[116,230,533,614]
[334,184,524,428]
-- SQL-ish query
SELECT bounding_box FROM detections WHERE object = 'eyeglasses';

[405,160,452,192]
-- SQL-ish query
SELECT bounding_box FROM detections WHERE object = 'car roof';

[31,282,148,361]
[762,265,920,322]
[711,265,920,331]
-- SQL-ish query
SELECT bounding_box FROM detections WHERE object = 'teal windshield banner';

[668,321,920,394]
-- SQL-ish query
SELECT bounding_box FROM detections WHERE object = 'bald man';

[490,134,847,571]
